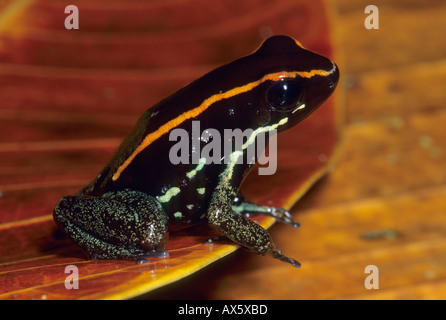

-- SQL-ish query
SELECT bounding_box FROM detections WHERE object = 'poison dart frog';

[54,35,339,268]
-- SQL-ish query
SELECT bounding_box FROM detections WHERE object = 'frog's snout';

[328,62,340,91]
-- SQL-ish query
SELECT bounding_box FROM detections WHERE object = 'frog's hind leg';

[55,214,156,260]
[232,193,300,228]
[53,189,169,261]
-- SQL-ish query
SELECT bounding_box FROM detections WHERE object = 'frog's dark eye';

[266,79,303,111]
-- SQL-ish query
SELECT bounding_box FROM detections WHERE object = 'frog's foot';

[246,207,300,229]
[204,235,227,245]
[137,250,169,264]
[233,196,300,228]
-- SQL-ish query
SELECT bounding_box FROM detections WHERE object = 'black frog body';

[53,35,339,267]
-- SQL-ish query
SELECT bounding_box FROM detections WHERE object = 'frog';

[53,35,339,268]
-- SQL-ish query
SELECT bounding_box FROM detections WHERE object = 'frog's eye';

[266,79,303,111]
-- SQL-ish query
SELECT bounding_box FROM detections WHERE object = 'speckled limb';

[207,189,300,268]
[53,190,169,260]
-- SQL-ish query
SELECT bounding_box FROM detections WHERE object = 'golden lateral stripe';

[112,67,334,181]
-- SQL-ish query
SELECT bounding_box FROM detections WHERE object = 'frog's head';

[248,35,339,131]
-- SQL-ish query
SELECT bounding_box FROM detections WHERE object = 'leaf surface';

[0,0,341,299]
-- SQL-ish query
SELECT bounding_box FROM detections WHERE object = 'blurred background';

[0,0,445,299]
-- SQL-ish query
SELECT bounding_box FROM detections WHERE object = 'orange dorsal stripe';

[112,67,334,181]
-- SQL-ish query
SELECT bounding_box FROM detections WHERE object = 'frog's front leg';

[208,188,301,268]
[233,193,300,228]
[53,189,169,261]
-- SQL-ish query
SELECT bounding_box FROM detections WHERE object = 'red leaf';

[0,0,341,299]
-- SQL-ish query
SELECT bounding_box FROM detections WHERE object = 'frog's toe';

[232,197,300,228]
[145,249,169,259]
[267,207,301,228]
[244,206,300,228]
[137,250,169,264]
[268,207,292,218]
[270,248,301,268]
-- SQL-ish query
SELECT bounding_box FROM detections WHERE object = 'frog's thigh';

[54,190,168,260]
